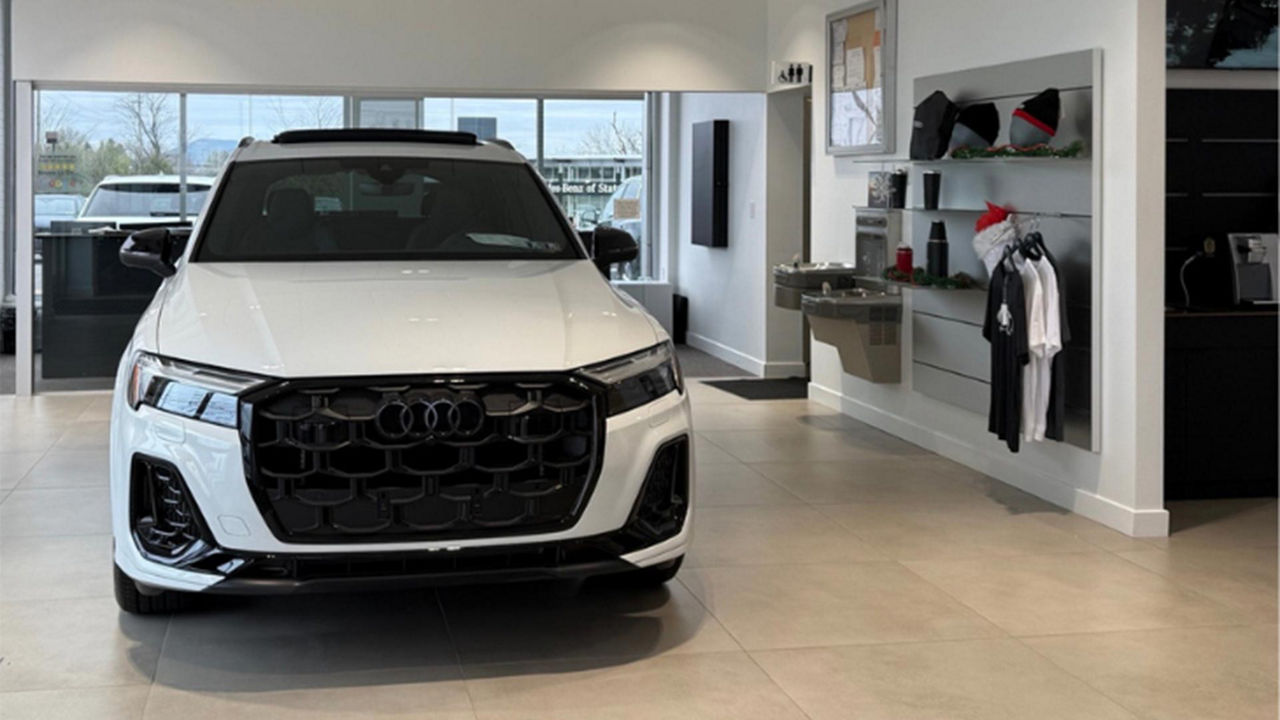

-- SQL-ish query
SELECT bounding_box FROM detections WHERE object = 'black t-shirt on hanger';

[982,261,1030,452]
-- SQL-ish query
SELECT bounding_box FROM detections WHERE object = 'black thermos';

[927,221,949,277]
[889,170,908,209]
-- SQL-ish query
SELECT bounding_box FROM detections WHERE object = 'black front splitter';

[201,556,637,595]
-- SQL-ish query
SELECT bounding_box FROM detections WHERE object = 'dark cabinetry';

[1166,89,1278,307]
[1165,311,1278,499]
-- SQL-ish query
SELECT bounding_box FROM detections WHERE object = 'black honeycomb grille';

[241,375,604,543]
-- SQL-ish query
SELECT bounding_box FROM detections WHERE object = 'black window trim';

[188,155,589,263]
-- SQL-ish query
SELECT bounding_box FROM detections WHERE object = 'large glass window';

[355,98,418,129]
[186,94,343,174]
[33,90,182,391]
[542,99,646,280]
[422,98,538,159]
[36,90,181,209]
[16,89,658,393]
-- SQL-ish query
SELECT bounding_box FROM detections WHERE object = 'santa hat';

[972,202,1016,274]
[1009,88,1060,147]
[948,103,999,153]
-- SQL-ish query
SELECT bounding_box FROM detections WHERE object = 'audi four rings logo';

[373,397,486,439]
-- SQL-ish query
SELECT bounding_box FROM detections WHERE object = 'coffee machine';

[1229,233,1280,305]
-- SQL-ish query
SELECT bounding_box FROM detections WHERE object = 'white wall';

[13,0,767,93]
[671,93,771,374]
[767,0,1169,536]
[668,91,807,378]
[666,90,807,377]
[763,89,808,375]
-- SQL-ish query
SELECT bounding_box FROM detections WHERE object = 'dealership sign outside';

[544,180,624,195]
[36,153,85,193]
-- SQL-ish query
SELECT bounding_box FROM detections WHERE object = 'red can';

[896,245,914,274]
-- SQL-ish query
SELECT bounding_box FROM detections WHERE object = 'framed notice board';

[826,0,897,155]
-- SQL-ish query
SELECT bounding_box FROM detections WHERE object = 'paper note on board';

[832,18,847,45]
[845,47,866,90]
[872,45,881,87]
[831,63,846,89]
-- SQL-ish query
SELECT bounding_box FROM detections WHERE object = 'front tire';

[113,564,192,615]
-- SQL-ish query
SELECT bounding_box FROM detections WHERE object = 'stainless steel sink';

[772,262,859,310]
[801,287,902,383]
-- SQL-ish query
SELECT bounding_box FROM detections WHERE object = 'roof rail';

[271,128,480,146]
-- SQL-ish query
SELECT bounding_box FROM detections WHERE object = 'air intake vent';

[623,436,689,545]
[130,456,207,559]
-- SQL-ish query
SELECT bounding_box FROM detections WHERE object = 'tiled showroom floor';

[0,384,1275,719]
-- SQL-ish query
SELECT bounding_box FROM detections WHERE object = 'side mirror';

[589,226,638,276]
[119,227,178,278]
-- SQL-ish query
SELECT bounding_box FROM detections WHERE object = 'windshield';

[194,157,583,262]
[82,183,210,218]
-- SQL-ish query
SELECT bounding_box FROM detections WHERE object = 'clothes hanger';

[1018,226,1043,261]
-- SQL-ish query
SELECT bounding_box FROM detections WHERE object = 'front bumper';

[110,385,693,594]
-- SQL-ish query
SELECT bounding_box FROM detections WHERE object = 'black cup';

[923,171,941,210]
[889,172,908,209]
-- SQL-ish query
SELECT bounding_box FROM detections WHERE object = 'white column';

[14,80,32,395]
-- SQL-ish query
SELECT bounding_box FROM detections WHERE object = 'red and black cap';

[1012,88,1060,137]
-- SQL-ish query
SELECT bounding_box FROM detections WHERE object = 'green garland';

[949,140,1085,159]
[883,266,977,290]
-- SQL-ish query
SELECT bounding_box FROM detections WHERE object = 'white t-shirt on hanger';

[1014,254,1045,442]
[1031,256,1062,441]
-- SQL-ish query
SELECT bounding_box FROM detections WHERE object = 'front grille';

[241,375,604,543]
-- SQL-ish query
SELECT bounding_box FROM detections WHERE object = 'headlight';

[579,342,683,416]
[127,352,267,428]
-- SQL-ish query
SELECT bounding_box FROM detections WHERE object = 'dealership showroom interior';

[0,0,1278,718]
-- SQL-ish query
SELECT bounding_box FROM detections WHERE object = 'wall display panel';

[899,50,1101,452]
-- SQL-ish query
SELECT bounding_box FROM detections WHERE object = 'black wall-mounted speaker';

[691,119,729,248]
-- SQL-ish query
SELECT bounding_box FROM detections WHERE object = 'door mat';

[704,378,809,401]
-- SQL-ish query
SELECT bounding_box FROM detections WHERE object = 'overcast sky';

[39,91,643,159]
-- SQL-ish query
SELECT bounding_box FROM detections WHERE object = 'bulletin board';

[826,0,897,155]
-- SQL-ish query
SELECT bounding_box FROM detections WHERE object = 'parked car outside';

[34,193,84,232]
[78,174,216,230]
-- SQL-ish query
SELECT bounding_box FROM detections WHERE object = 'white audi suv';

[109,128,691,613]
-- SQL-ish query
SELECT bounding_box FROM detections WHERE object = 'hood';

[155,259,660,377]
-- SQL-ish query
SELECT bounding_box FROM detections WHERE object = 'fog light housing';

[624,435,689,544]
[130,455,210,562]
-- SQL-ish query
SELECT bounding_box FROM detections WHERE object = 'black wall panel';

[691,120,729,248]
